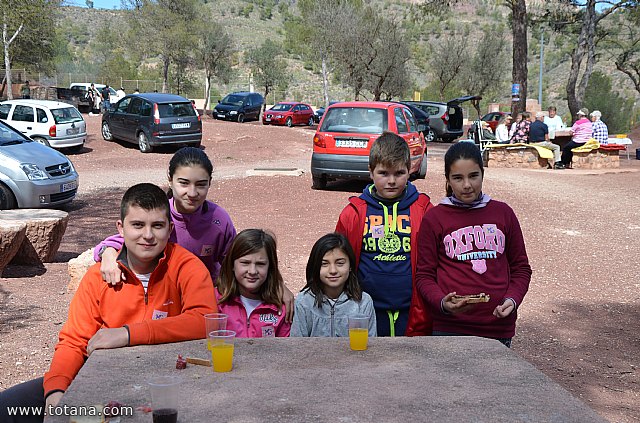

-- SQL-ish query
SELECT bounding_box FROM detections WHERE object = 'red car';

[481,111,510,133]
[262,102,315,127]
[311,101,427,189]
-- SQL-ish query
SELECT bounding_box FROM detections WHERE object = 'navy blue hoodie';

[357,182,419,311]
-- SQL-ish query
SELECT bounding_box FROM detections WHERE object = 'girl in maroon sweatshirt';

[416,142,531,347]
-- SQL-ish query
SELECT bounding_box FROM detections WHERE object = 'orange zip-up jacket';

[43,242,217,396]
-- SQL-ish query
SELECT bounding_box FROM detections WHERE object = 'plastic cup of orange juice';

[348,315,369,351]
[209,330,236,372]
[204,313,227,351]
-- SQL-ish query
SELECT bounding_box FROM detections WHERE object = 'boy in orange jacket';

[336,133,433,337]
[0,183,217,422]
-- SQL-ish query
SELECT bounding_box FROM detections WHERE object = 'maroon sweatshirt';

[416,200,532,338]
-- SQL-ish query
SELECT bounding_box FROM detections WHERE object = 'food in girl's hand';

[451,293,490,304]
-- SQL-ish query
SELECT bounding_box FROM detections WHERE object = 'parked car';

[101,93,202,153]
[481,111,510,133]
[311,101,427,189]
[213,92,264,123]
[0,99,86,152]
[262,102,315,127]
[396,102,432,142]
[0,120,79,209]
[405,96,480,142]
[313,101,339,123]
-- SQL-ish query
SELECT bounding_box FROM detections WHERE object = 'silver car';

[0,121,79,209]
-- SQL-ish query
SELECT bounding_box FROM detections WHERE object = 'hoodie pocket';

[360,270,412,310]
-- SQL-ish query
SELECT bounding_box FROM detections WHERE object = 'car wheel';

[102,121,113,141]
[307,117,314,127]
[0,183,16,210]
[237,113,245,123]
[416,153,428,179]
[32,137,50,147]
[312,175,327,190]
[138,132,153,153]
[286,117,293,127]
[425,129,436,143]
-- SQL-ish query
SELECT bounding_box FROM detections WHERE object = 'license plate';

[171,123,190,129]
[61,180,77,192]
[265,118,271,122]
[336,140,368,148]
[66,127,79,135]
[217,114,225,118]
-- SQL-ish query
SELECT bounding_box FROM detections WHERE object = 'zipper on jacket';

[330,303,335,337]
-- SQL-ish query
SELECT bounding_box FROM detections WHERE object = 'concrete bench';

[486,143,554,169]
[571,145,625,169]
[0,209,69,266]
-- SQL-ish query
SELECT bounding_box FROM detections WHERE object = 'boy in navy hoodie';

[336,132,433,336]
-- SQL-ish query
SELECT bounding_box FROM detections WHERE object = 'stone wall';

[572,149,620,169]
[487,147,550,169]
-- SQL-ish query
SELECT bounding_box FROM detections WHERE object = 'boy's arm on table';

[128,261,217,345]
[44,273,104,400]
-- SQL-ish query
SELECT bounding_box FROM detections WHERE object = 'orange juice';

[211,344,234,372]
[207,339,212,351]
[349,328,368,351]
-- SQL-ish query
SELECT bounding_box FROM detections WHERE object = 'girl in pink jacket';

[215,229,290,337]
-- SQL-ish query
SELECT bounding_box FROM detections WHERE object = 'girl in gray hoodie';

[291,233,377,337]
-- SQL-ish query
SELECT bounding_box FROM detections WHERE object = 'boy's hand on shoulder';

[442,292,476,315]
[87,327,129,355]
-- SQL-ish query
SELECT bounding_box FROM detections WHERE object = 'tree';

[247,39,289,111]
[428,30,467,101]
[124,0,199,93]
[609,6,640,96]
[0,0,60,99]
[459,25,509,102]
[507,0,528,117]
[584,71,634,133]
[194,19,234,113]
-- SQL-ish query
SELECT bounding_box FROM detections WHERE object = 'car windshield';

[271,104,293,111]
[319,107,387,134]
[158,102,196,118]
[0,122,28,145]
[221,95,245,106]
[52,107,83,124]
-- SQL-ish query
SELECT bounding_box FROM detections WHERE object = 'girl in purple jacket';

[415,142,532,347]
[215,229,291,338]
[94,147,236,282]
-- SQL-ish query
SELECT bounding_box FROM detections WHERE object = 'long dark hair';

[303,233,362,307]
[217,229,283,307]
[444,142,484,196]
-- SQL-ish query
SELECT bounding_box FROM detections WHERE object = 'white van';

[0,99,86,152]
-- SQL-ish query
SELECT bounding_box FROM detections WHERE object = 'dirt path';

[1,117,639,422]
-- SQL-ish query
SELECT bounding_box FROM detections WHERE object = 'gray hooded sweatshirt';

[291,290,377,337]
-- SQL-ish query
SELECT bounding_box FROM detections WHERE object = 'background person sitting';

[495,114,512,144]
[543,106,565,140]
[561,108,592,169]
[529,112,563,169]
[509,113,523,139]
[590,110,609,144]
[510,111,531,144]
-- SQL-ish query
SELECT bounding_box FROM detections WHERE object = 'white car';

[0,99,87,152]
[69,83,125,106]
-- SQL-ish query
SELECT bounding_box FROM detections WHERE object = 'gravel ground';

[1,115,639,422]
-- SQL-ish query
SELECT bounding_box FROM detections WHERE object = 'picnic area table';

[49,336,606,422]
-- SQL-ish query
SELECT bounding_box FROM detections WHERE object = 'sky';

[68,0,123,9]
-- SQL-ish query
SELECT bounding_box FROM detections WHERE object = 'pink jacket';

[215,289,290,338]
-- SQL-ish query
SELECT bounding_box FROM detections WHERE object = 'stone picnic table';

[51,336,606,422]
